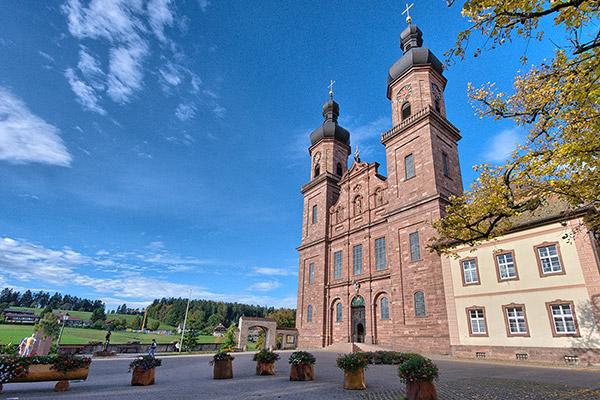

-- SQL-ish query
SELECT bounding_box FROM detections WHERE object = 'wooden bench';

[58,344,86,355]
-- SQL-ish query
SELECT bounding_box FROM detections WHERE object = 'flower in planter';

[336,352,369,372]
[287,351,316,365]
[50,354,92,374]
[128,355,162,372]
[209,350,235,366]
[397,355,439,384]
[252,349,280,364]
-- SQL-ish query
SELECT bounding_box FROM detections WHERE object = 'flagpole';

[179,290,192,353]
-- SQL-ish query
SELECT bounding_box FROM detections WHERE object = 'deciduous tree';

[34,312,60,339]
[431,0,600,254]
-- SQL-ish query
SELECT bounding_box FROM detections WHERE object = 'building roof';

[309,97,350,146]
[213,323,227,331]
[3,308,37,315]
[387,23,444,99]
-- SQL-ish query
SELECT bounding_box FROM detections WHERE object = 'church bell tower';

[296,90,350,348]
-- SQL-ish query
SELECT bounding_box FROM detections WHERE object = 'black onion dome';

[309,97,350,146]
[387,24,443,99]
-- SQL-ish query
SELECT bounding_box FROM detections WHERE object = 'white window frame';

[506,306,527,334]
[538,245,562,274]
[497,253,516,280]
[469,309,486,334]
[551,304,577,334]
[462,259,479,284]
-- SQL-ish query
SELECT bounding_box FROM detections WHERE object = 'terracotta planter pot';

[255,362,275,375]
[213,359,233,379]
[131,367,155,386]
[406,380,437,400]
[289,362,314,381]
[6,364,90,392]
[343,368,366,390]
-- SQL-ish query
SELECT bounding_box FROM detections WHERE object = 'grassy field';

[9,307,177,331]
[0,324,218,345]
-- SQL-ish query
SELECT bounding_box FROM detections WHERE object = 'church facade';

[295,23,600,364]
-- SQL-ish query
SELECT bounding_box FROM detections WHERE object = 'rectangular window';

[336,303,343,322]
[468,309,486,335]
[550,304,577,334]
[405,154,415,179]
[353,244,363,275]
[496,252,517,280]
[442,153,449,177]
[537,244,562,274]
[312,205,317,223]
[308,263,314,284]
[307,305,313,323]
[334,250,342,280]
[375,237,387,270]
[462,259,479,285]
[505,306,528,335]
[409,232,420,261]
[381,297,390,319]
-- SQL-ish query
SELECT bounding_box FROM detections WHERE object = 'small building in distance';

[3,308,41,324]
[54,311,83,327]
[213,323,227,337]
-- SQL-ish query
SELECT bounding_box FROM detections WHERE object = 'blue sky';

[0,1,558,310]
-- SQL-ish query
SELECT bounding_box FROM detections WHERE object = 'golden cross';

[328,80,335,98]
[402,3,414,24]
[355,147,360,159]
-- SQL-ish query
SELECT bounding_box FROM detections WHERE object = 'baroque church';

[296,21,600,364]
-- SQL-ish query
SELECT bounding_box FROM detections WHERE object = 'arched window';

[336,303,343,322]
[434,100,440,112]
[381,297,390,319]
[307,305,313,322]
[337,162,343,176]
[414,291,426,317]
[314,164,320,178]
[402,102,411,120]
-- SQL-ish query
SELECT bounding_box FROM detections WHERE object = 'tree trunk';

[213,359,233,379]
[343,368,366,390]
[406,381,437,400]
[131,367,155,386]
[290,362,314,381]
[256,362,275,375]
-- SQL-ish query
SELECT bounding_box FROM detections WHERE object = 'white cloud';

[159,62,182,87]
[197,0,210,12]
[106,42,148,103]
[0,87,72,166]
[147,0,174,43]
[175,103,196,121]
[212,103,226,119]
[253,267,297,276]
[247,280,282,292]
[65,68,107,114]
[77,46,105,90]
[483,128,522,162]
[0,236,296,308]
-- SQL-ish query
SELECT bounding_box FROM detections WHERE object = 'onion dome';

[309,96,350,146]
[387,23,443,99]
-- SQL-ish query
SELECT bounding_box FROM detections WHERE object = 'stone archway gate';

[237,316,277,351]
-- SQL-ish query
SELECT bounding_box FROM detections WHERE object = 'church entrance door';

[351,295,366,343]
[351,306,365,343]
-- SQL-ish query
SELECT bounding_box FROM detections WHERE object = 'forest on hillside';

[0,288,295,334]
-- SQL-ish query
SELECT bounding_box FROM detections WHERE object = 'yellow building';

[442,209,600,364]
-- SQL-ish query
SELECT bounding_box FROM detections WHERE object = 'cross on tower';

[402,3,414,24]
[328,80,335,98]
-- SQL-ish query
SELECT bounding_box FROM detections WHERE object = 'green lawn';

[8,307,177,331]
[0,324,217,345]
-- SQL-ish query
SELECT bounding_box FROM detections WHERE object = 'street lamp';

[57,313,69,346]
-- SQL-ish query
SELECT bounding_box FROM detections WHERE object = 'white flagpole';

[179,289,192,353]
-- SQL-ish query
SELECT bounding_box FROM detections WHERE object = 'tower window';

[334,250,342,279]
[307,305,313,323]
[442,153,449,177]
[405,154,415,179]
[312,205,317,223]
[409,231,420,261]
[336,303,343,322]
[337,162,343,176]
[434,100,440,112]
[308,263,314,283]
[314,164,320,178]
[381,297,390,319]
[353,244,363,275]
[402,102,411,120]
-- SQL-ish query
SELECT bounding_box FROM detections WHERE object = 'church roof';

[387,23,444,99]
[309,97,350,146]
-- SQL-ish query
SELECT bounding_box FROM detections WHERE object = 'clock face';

[431,83,442,100]
[313,151,321,164]
[397,84,412,103]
